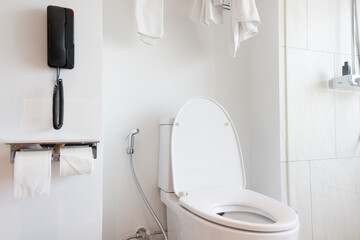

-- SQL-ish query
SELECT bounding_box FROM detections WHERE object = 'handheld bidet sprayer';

[125,128,168,240]
[126,128,139,154]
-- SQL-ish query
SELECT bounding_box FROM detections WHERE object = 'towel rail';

[5,140,99,164]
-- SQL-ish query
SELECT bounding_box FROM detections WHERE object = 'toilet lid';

[171,97,246,197]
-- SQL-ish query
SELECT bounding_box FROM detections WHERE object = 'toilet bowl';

[158,97,299,240]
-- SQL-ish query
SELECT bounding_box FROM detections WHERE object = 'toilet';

[158,97,299,240]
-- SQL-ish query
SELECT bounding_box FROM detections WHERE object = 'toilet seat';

[178,187,299,233]
[170,97,298,234]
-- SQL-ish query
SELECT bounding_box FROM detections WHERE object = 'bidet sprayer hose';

[128,155,168,240]
[124,235,138,240]
[126,129,168,240]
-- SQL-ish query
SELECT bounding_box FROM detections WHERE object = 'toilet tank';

[158,117,175,193]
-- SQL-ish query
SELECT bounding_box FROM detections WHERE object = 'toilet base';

[161,191,299,240]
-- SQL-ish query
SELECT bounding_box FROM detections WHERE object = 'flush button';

[225,122,229,126]
[175,122,180,126]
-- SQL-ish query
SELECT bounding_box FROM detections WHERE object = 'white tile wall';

[311,158,360,240]
[280,162,288,204]
[287,48,335,161]
[282,0,360,239]
[333,54,360,158]
[335,91,360,158]
[308,0,352,54]
[288,161,313,240]
[286,0,308,48]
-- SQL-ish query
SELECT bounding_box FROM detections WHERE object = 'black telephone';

[47,6,74,130]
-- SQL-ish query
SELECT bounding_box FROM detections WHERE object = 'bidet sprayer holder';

[126,128,139,154]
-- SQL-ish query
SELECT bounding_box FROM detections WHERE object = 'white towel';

[60,147,93,176]
[191,0,223,25]
[14,150,52,199]
[229,0,261,57]
[136,0,164,45]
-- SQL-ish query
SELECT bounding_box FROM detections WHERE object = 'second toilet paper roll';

[60,146,93,176]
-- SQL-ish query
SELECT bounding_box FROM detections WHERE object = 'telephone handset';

[47,5,74,69]
[47,6,74,130]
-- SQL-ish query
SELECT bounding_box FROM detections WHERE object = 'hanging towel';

[60,146,94,176]
[191,0,223,25]
[135,0,164,45]
[14,150,52,199]
[228,0,261,57]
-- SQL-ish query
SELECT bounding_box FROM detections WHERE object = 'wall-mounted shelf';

[329,75,360,91]
[6,140,99,164]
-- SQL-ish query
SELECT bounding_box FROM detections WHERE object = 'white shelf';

[329,75,360,91]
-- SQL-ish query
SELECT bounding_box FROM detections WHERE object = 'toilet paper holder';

[6,140,99,164]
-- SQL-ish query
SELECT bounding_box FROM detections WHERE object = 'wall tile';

[308,0,352,54]
[335,91,360,158]
[287,48,335,161]
[281,162,288,204]
[286,0,308,48]
[334,54,360,158]
[311,158,360,240]
[285,2,360,240]
[288,161,313,240]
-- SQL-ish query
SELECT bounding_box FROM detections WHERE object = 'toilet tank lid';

[159,117,175,125]
[171,97,246,197]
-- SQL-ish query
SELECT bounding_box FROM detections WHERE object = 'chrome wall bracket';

[328,75,360,91]
[6,140,99,164]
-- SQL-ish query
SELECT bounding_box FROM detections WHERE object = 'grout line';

[309,161,314,240]
[286,156,360,162]
[286,46,354,56]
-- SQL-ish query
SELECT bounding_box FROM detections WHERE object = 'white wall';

[0,1,103,239]
[247,0,282,200]
[281,0,360,239]
[102,0,256,239]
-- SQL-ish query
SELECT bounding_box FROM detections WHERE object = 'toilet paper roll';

[60,146,93,176]
[14,150,52,199]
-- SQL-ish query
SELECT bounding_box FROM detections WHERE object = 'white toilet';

[158,97,299,240]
